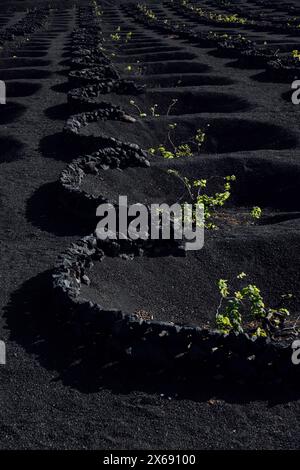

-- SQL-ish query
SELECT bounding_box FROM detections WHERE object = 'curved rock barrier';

[51,3,300,385]
[68,80,144,112]
[0,7,50,49]
[125,2,300,83]
[59,150,300,225]
[52,233,298,383]
[59,146,149,219]
[69,65,119,86]
[64,114,298,155]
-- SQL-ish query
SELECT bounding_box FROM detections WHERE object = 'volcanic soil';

[0,0,299,451]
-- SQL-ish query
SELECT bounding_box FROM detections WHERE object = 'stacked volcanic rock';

[0,7,50,44]
[58,144,149,218]
[266,57,300,82]
[61,6,149,212]
[65,6,146,144]
[52,233,297,383]
[52,4,300,384]
[127,2,300,74]
[68,81,144,110]
[69,65,119,86]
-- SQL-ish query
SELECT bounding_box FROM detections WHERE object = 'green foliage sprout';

[148,123,208,159]
[137,3,157,20]
[216,273,290,337]
[110,27,133,44]
[167,170,236,229]
[250,206,262,219]
[179,0,250,25]
[292,49,300,60]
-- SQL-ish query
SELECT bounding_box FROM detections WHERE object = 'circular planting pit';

[50,29,68,33]
[52,233,300,381]
[107,90,250,115]
[6,81,42,97]
[266,57,300,83]
[115,51,197,63]
[202,118,298,153]
[78,233,300,327]
[33,34,58,39]
[141,61,211,75]
[59,153,300,227]
[13,51,48,58]
[23,42,50,49]
[113,33,149,39]
[71,115,297,155]
[0,101,26,124]
[119,46,182,55]
[0,136,23,163]
[222,158,300,213]
[59,162,181,219]
[0,69,52,80]
[79,252,215,326]
[0,58,51,69]
[134,73,235,88]
[79,165,182,206]
[169,156,300,218]
[123,39,164,47]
